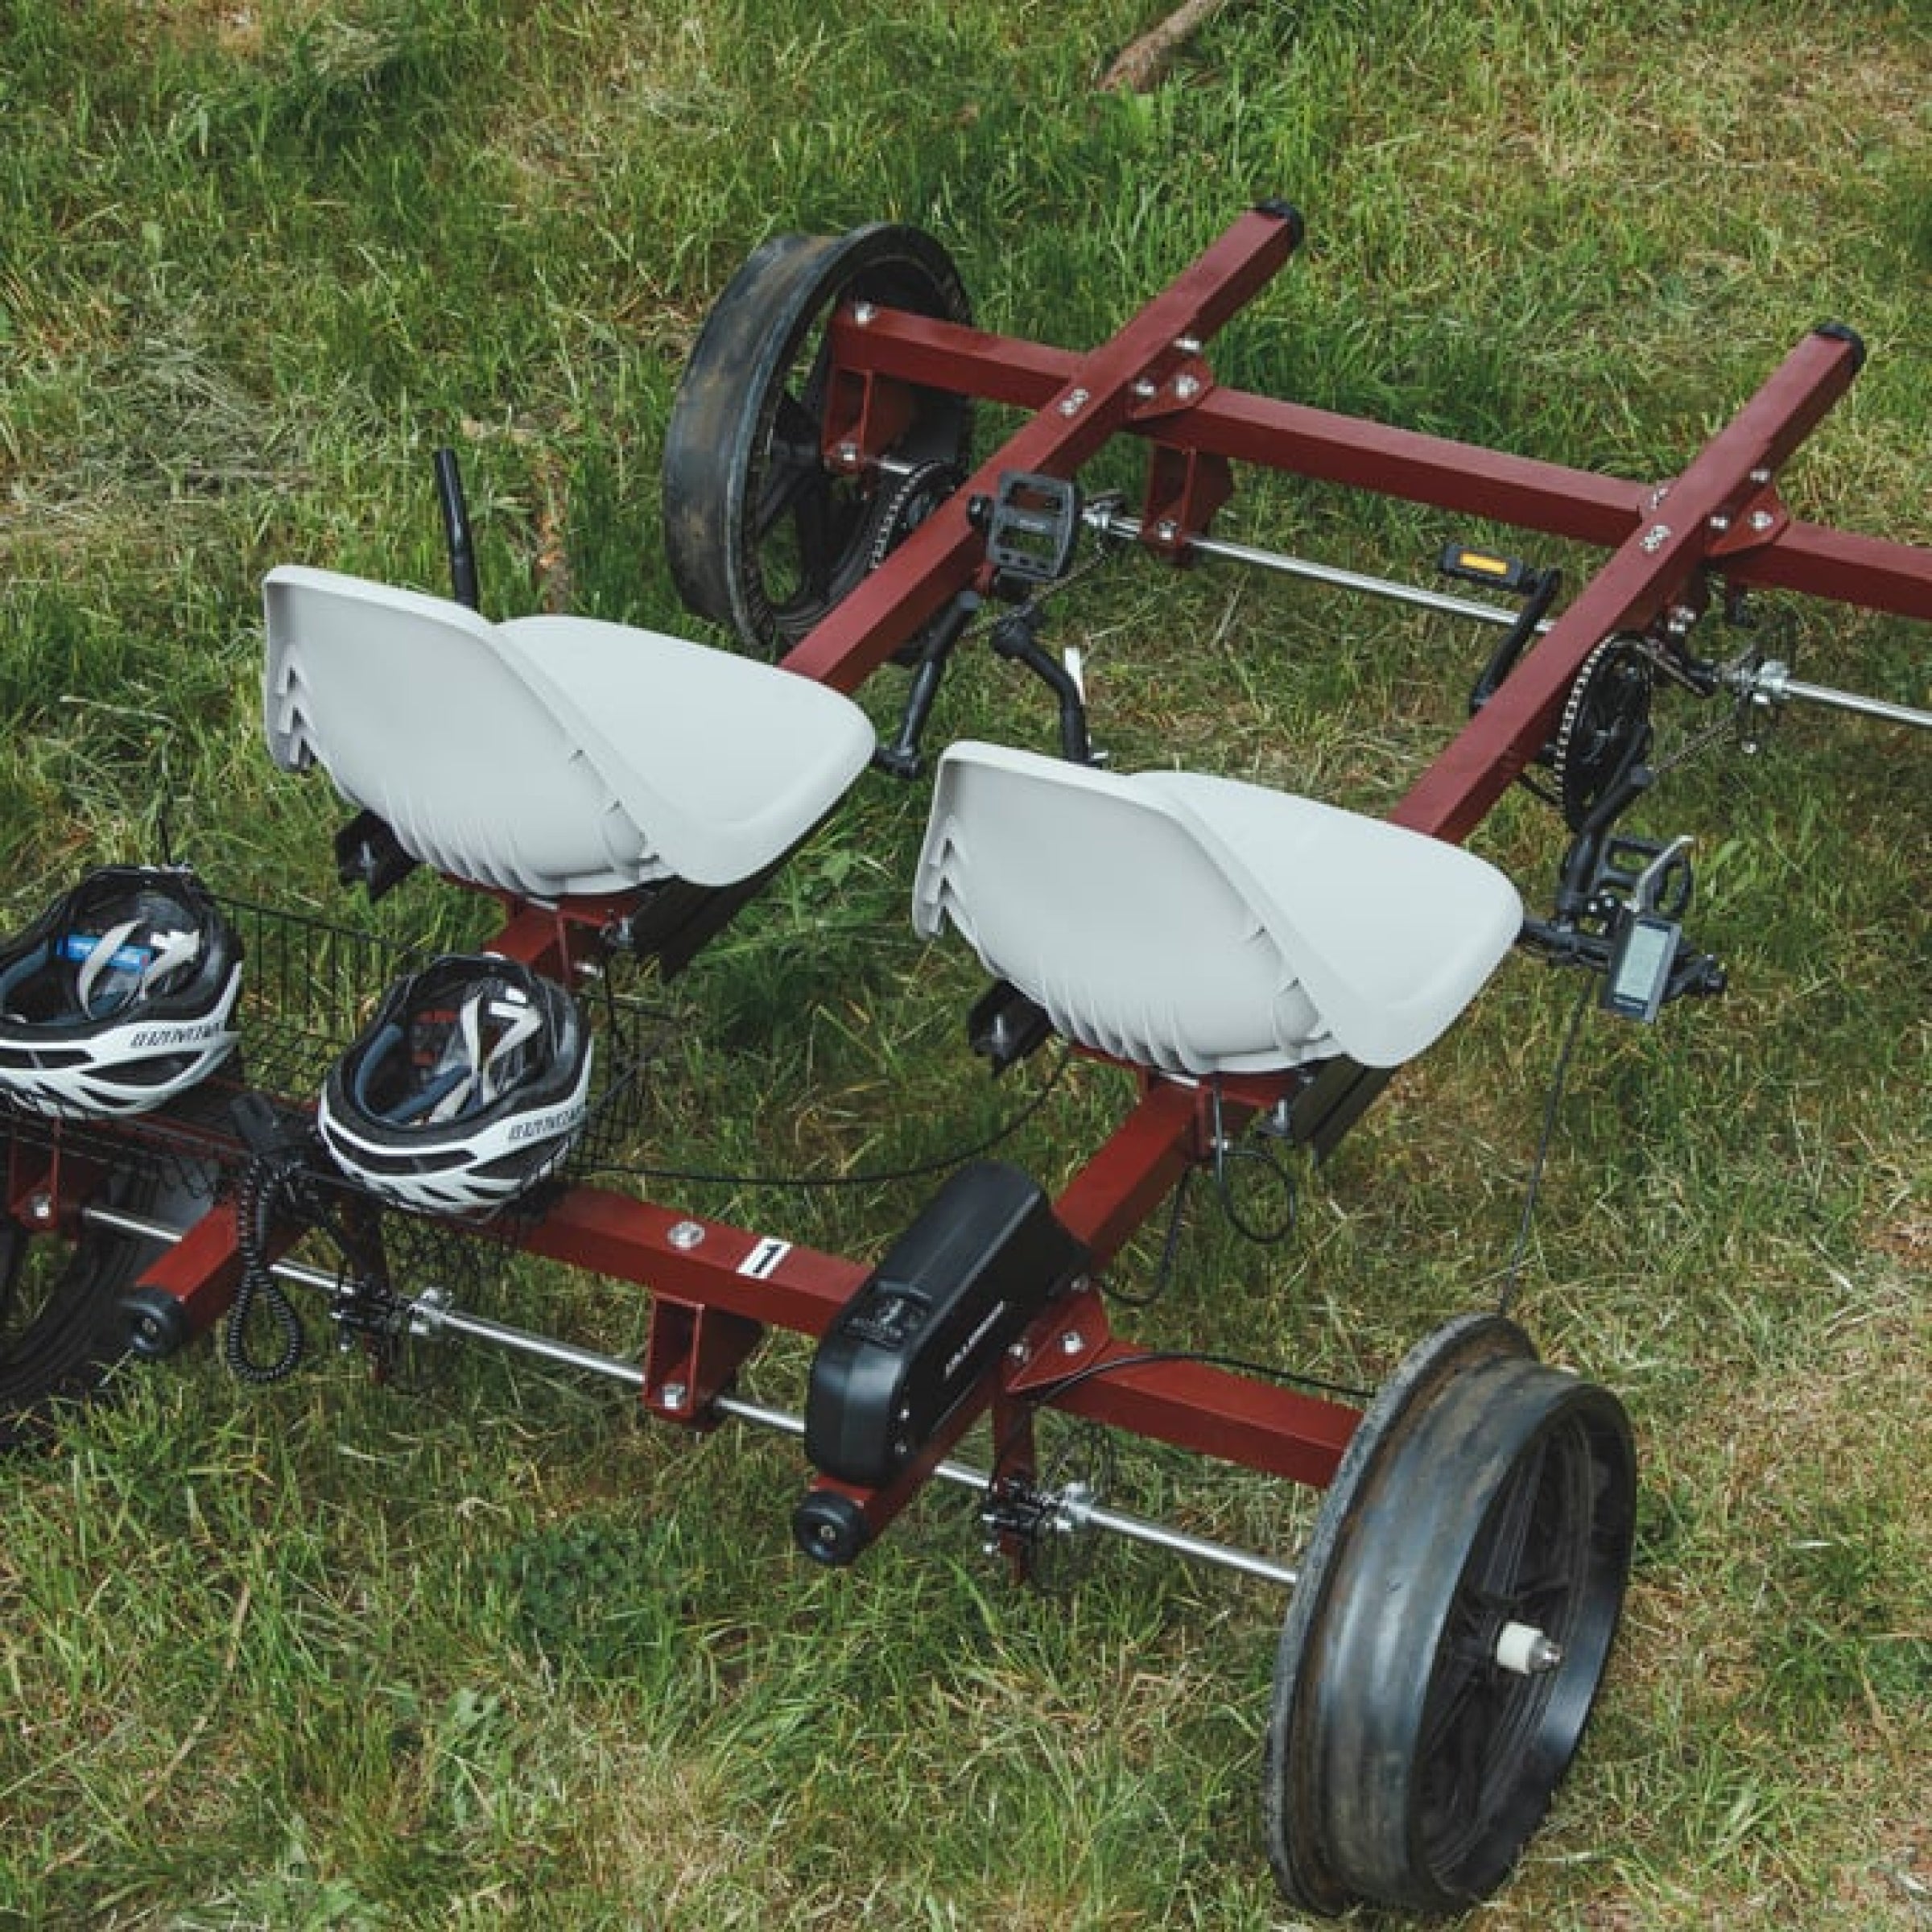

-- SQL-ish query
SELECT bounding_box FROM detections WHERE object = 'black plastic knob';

[792,1489,871,1567]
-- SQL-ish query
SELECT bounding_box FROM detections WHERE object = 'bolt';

[1640,523,1671,554]
[1174,335,1203,355]
[1708,513,1732,534]
[851,299,877,325]
[1748,466,1772,485]
[1172,373,1201,402]
[667,1220,705,1249]
[1132,378,1158,400]
[1154,518,1179,543]
[835,440,860,469]
[1748,509,1775,533]
[1058,386,1090,418]
[659,1381,687,1411]
[407,1286,450,1340]
[27,1191,54,1226]
[1059,1330,1085,1356]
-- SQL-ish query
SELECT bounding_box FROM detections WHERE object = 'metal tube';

[1089,505,1540,634]
[1769,672,1932,730]
[411,1294,650,1388]
[84,1201,652,1389]
[85,1203,1300,1588]
[1068,1497,1298,1587]
[711,1393,1296,1587]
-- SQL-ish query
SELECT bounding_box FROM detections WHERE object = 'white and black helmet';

[317,955,592,1215]
[0,865,243,1121]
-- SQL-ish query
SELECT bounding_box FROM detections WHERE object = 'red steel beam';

[825,307,1931,623]
[1013,1313,1357,1488]
[1392,325,1867,842]
[1053,1356,1355,1487]
[780,203,1304,691]
[1724,515,1932,617]
[520,1184,867,1338]
[834,305,1643,547]
[1051,1076,1207,1265]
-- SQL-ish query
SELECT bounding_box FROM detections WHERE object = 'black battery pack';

[804,1161,1088,1488]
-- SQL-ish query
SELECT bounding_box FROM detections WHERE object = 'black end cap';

[1813,321,1867,373]
[793,1489,871,1567]
[119,1286,192,1361]
[1253,200,1307,248]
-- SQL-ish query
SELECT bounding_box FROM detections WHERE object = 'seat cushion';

[263,566,875,897]
[914,742,1523,1073]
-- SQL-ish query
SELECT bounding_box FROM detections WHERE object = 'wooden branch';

[1100,0,1240,93]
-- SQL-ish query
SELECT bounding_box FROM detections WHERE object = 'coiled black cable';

[224,1154,307,1385]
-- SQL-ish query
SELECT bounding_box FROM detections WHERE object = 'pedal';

[1521,832,1725,1017]
[978,471,1082,588]
[1437,543,1542,596]
[1445,542,1563,716]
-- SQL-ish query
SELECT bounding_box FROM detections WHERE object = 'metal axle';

[86,1201,1301,1590]
[1084,502,1546,634]
[1734,656,1932,730]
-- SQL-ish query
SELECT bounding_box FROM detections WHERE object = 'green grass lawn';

[2,0,1927,1925]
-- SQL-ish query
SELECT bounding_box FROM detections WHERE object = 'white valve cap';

[1495,1620,1563,1676]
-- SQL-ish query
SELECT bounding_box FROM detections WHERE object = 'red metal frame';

[69,204,1932,1549]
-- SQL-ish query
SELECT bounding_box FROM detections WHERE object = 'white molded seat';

[262,566,875,898]
[913,741,1524,1074]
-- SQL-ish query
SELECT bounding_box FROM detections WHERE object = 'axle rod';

[1086,502,1546,634]
[1735,658,1932,731]
[82,1200,1302,1590]
[716,1393,1300,1588]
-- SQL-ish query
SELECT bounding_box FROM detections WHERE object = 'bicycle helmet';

[0,865,242,1121]
[317,954,592,1215]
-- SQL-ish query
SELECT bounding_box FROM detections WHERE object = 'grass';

[2,0,1929,1924]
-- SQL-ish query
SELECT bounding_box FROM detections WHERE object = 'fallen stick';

[1100,0,1239,92]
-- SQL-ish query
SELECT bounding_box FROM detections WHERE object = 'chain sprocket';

[1552,635,1654,833]
[864,459,966,665]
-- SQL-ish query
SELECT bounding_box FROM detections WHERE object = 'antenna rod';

[433,446,481,610]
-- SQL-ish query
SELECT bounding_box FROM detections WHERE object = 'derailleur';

[1520,831,1726,1022]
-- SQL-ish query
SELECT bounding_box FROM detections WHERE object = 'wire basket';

[1,895,673,1203]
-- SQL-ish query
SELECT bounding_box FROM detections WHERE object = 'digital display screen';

[1613,919,1673,997]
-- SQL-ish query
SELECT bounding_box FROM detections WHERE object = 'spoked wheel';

[0,1149,208,1447]
[1263,1313,1636,1916]
[662,223,972,656]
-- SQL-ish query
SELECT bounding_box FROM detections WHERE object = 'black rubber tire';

[662,224,972,657]
[1262,1313,1636,1916]
[0,1152,208,1447]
